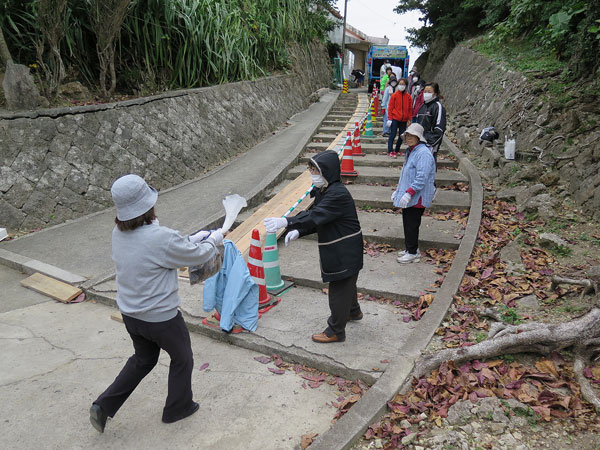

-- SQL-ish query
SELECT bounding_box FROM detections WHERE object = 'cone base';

[267,279,294,295]
[341,171,358,177]
[352,152,366,157]
[258,296,281,314]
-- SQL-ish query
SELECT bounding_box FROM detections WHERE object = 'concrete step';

[307,140,449,155]
[313,134,389,144]
[358,211,461,249]
[347,184,471,212]
[286,165,466,187]
[300,152,459,169]
[278,239,441,302]
[176,282,410,379]
[326,115,353,120]
[297,211,462,249]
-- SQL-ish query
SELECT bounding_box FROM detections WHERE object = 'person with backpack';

[386,78,412,158]
[416,82,446,161]
[381,74,399,137]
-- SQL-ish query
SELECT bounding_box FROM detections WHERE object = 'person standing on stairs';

[416,82,446,162]
[263,150,364,344]
[386,77,412,158]
[381,74,398,137]
[391,124,436,264]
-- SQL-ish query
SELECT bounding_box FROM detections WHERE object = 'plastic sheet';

[188,194,247,285]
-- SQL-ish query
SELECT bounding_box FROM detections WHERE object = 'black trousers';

[388,120,407,153]
[402,207,425,254]
[94,311,194,423]
[324,273,361,339]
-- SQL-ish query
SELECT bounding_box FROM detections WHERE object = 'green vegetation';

[1,0,336,96]
[499,305,522,324]
[395,0,600,80]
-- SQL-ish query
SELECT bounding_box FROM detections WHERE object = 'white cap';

[402,123,426,142]
[111,174,158,221]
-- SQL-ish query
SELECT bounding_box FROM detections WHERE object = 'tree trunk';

[0,27,13,63]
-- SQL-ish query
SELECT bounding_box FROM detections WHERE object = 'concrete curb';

[0,248,87,284]
[308,136,484,450]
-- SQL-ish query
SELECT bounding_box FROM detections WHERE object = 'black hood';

[310,150,341,186]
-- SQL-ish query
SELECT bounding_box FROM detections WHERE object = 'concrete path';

[0,266,346,450]
[0,91,339,282]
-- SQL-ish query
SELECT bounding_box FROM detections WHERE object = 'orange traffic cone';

[352,122,365,157]
[248,229,280,313]
[340,131,358,177]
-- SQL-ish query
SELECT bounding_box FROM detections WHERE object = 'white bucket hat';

[111,174,158,221]
[402,123,426,142]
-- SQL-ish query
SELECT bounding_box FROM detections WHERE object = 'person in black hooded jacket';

[264,150,364,343]
[416,82,446,160]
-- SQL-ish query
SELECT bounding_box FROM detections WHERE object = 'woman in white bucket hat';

[90,174,223,432]
[391,123,436,264]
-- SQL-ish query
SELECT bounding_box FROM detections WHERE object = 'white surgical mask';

[390,82,397,87]
[399,85,406,92]
[413,77,419,82]
[423,92,434,102]
[311,174,326,188]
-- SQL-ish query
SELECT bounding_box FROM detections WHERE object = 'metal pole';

[340,0,348,82]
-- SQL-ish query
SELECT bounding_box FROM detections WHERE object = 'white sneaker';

[397,249,407,257]
[397,251,421,264]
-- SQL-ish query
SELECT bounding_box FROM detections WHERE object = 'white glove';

[206,229,224,246]
[398,193,412,209]
[189,230,211,244]
[386,120,392,128]
[284,229,300,246]
[152,218,160,226]
[391,191,398,202]
[264,217,288,233]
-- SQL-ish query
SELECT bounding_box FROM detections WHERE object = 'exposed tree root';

[414,298,600,411]
[551,275,597,298]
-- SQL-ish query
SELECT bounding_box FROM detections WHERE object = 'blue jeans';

[388,120,407,153]
[382,110,390,134]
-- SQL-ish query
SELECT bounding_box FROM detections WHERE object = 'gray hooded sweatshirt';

[112,222,217,322]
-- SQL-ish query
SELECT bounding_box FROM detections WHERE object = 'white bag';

[504,138,516,160]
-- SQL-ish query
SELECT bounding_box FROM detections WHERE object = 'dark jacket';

[416,97,446,152]
[286,150,363,283]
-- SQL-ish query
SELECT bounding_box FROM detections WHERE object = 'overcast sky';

[332,0,424,67]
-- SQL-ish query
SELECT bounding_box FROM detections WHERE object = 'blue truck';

[366,45,410,93]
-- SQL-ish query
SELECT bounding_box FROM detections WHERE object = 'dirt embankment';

[434,45,600,221]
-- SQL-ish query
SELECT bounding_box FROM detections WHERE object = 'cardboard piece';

[110,311,123,323]
[20,272,82,303]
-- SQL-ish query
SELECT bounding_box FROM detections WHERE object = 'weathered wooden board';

[20,272,82,303]
[110,311,124,323]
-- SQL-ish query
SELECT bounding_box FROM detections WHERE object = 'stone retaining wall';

[1,43,331,231]
[435,45,600,220]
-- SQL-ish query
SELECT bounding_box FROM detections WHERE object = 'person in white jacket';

[381,74,399,136]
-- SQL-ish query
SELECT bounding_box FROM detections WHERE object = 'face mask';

[311,174,326,188]
[423,92,434,102]
[390,82,397,87]
[399,85,406,92]
[413,77,419,82]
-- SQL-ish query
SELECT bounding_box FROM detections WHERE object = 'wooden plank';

[111,311,123,323]
[20,272,82,303]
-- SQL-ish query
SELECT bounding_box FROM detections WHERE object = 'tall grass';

[0,0,336,93]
